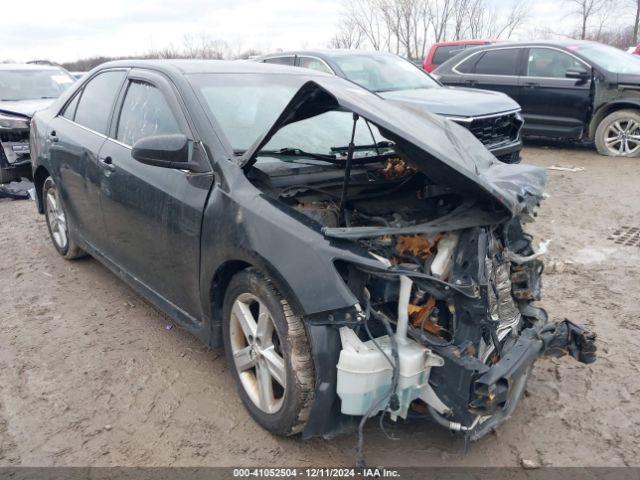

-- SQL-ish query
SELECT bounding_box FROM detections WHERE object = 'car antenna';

[338,113,359,226]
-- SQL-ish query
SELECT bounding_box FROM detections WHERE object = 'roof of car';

[464,39,597,49]
[258,49,397,60]
[431,40,493,47]
[0,63,65,71]
[94,58,331,76]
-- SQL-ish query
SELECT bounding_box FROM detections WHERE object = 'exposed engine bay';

[244,100,596,465]
[249,149,596,441]
[252,147,595,440]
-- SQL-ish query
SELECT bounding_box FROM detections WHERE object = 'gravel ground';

[1,144,639,468]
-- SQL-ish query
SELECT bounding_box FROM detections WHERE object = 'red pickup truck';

[423,40,494,72]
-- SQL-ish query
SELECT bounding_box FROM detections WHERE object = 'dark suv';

[434,40,640,157]
[256,50,524,163]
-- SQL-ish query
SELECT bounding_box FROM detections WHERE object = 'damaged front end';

[239,78,596,450]
[330,222,595,444]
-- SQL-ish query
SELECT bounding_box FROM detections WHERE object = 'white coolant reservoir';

[336,327,445,419]
[430,232,460,279]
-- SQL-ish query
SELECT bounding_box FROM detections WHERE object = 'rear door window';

[473,49,521,75]
[74,71,126,134]
[115,81,181,147]
[432,45,465,65]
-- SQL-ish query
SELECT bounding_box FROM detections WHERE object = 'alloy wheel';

[46,185,68,250]
[604,119,640,156]
[229,293,286,414]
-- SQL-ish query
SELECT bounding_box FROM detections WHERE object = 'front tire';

[222,268,315,436]
[595,109,640,157]
[43,176,86,260]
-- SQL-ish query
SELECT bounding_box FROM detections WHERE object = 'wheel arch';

[33,165,51,214]
[207,256,305,348]
[589,101,640,139]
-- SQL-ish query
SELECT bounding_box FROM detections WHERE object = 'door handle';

[465,80,478,87]
[98,156,116,172]
[524,82,539,89]
[49,131,58,142]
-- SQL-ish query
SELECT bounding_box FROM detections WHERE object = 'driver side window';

[527,48,586,78]
[116,81,181,147]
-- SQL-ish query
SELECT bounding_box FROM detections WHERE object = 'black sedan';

[256,50,524,163]
[29,60,595,461]
[434,40,640,157]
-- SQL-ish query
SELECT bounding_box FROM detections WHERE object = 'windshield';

[0,68,75,101]
[190,72,385,159]
[332,53,439,92]
[570,43,640,74]
[191,73,302,152]
[262,110,383,160]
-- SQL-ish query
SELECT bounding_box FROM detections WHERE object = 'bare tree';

[333,0,529,60]
[427,0,454,42]
[329,18,365,48]
[344,0,389,50]
[567,0,610,39]
[496,0,530,38]
[631,0,640,44]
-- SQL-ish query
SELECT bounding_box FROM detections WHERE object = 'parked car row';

[27,56,596,462]
[433,40,640,157]
[3,40,640,187]
[257,50,524,163]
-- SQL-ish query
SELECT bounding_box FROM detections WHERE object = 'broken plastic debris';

[520,457,541,469]
[165,324,174,331]
[547,165,584,172]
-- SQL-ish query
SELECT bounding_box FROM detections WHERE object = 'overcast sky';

[0,0,591,63]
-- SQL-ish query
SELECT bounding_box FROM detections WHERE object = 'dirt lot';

[1,144,639,468]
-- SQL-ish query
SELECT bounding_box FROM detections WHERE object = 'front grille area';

[465,113,521,148]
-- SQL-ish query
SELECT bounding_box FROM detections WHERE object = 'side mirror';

[565,68,590,80]
[132,134,192,169]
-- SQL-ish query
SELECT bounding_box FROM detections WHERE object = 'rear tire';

[222,268,315,436]
[43,176,86,260]
[595,109,640,157]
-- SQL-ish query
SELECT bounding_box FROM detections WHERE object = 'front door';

[97,70,213,318]
[518,47,593,138]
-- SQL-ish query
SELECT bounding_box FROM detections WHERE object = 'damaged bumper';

[0,131,32,183]
[455,319,596,440]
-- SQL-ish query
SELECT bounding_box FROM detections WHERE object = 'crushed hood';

[378,86,520,118]
[0,98,55,118]
[240,76,545,218]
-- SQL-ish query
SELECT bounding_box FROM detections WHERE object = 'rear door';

[48,69,127,252]
[451,47,524,103]
[97,69,213,317]
[517,47,592,137]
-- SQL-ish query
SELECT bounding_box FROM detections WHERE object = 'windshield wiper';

[330,141,395,152]
[259,147,394,166]
[259,148,339,163]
